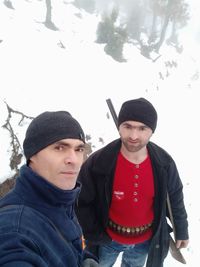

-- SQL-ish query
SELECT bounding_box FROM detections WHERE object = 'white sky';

[0,1,200,266]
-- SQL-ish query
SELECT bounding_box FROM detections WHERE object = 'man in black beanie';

[117,98,157,132]
[76,98,189,267]
[0,111,98,267]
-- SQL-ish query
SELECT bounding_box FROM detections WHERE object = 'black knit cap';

[118,98,157,132]
[23,111,85,160]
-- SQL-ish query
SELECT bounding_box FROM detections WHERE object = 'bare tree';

[2,102,34,174]
[44,0,58,30]
[3,0,14,9]
[150,0,189,53]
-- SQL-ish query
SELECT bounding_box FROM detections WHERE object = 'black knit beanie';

[23,111,85,160]
[118,98,157,132]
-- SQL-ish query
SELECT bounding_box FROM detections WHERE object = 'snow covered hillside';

[0,1,200,266]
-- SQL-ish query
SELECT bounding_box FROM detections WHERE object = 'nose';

[129,128,139,139]
[64,150,77,164]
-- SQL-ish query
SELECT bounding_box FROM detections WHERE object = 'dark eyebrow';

[122,122,132,127]
[122,122,149,129]
[54,141,85,149]
[76,143,86,149]
[54,141,70,147]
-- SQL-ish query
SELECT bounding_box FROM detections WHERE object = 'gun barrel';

[106,98,118,129]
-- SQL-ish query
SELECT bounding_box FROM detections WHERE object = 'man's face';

[119,121,153,153]
[29,139,85,190]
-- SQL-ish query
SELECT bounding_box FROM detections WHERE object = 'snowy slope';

[0,1,200,266]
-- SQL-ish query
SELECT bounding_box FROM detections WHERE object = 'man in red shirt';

[76,98,189,267]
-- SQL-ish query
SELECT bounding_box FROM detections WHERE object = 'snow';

[0,1,200,266]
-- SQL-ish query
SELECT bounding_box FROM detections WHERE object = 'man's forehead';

[53,139,84,146]
[121,121,147,127]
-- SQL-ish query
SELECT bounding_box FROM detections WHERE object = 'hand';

[82,258,99,267]
[176,239,189,249]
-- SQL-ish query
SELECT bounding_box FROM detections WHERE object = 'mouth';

[60,171,77,176]
[128,140,138,144]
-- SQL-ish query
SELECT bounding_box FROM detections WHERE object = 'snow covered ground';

[0,1,200,266]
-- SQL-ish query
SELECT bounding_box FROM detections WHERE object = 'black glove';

[82,258,99,267]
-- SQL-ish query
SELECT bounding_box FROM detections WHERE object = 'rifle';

[106,98,118,129]
[105,98,186,264]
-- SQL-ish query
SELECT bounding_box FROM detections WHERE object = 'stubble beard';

[122,139,145,153]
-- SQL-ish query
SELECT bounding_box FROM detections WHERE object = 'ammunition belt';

[108,219,152,236]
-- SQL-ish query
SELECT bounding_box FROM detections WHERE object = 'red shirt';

[107,151,155,244]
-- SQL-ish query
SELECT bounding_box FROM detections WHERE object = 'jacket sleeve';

[76,157,111,259]
[0,233,44,267]
[167,160,189,240]
[76,158,102,242]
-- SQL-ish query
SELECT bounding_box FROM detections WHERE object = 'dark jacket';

[0,165,85,267]
[76,139,189,267]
